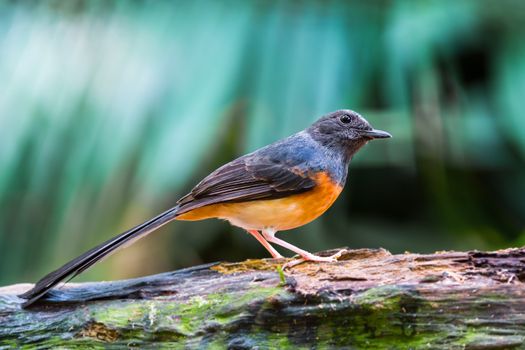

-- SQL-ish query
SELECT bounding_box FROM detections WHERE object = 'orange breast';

[176,172,343,231]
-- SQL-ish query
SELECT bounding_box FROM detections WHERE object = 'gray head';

[307,109,391,157]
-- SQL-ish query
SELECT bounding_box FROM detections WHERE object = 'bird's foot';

[283,249,346,269]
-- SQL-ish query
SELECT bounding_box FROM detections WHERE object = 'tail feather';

[19,206,180,308]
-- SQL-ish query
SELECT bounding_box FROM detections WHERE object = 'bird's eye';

[340,115,352,124]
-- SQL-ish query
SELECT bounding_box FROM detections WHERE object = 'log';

[1,247,525,349]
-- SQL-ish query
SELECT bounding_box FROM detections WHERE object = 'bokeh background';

[1,0,525,286]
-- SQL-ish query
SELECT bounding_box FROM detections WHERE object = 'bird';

[19,109,391,307]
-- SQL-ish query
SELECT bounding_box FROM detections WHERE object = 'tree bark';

[1,247,525,349]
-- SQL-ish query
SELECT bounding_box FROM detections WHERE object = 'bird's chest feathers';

[218,172,343,231]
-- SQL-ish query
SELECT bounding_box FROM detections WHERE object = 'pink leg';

[247,230,283,259]
[261,229,344,262]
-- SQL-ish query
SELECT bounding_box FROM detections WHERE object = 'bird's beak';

[360,129,392,139]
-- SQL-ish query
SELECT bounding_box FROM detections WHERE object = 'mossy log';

[1,247,525,349]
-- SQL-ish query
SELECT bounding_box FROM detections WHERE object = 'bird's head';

[307,109,391,156]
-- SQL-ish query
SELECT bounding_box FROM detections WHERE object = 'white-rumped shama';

[20,109,391,307]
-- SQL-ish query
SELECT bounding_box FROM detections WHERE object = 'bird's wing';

[176,156,317,214]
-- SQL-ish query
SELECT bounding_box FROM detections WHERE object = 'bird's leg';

[247,230,284,259]
[261,229,344,263]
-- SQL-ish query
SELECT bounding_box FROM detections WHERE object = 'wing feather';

[176,156,316,214]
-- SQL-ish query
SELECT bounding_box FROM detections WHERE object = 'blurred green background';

[1,0,525,286]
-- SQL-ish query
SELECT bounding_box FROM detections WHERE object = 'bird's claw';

[282,249,346,269]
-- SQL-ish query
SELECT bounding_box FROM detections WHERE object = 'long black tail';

[19,206,180,308]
